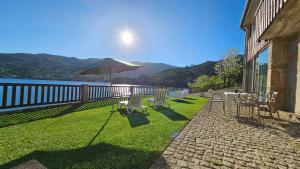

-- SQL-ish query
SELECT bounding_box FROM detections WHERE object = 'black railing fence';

[0,83,167,111]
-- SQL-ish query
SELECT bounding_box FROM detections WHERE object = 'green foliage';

[0,97,208,169]
[214,49,243,86]
[188,75,223,90]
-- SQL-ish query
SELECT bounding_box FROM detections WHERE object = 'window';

[255,48,269,98]
[247,60,254,92]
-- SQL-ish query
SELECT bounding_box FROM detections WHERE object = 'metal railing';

[0,83,158,111]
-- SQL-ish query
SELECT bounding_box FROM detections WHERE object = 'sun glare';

[120,30,135,46]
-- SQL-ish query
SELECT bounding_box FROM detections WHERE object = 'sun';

[120,30,135,46]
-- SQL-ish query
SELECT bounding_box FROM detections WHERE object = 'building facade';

[241,0,300,114]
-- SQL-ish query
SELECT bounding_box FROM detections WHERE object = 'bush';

[188,75,223,92]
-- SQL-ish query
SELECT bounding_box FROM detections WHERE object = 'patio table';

[224,92,248,112]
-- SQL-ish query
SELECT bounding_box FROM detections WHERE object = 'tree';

[214,49,242,86]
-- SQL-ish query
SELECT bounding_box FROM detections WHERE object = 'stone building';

[240,0,300,114]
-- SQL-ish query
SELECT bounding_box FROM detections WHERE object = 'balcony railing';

[247,0,289,61]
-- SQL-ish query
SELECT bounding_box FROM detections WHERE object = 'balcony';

[247,0,290,61]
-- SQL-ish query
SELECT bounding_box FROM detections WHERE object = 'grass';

[0,96,207,169]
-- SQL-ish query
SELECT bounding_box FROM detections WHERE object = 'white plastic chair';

[148,89,170,109]
[182,89,189,98]
[118,94,147,114]
[175,90,183,99]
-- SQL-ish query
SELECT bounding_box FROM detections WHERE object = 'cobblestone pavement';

[151,103,300,169]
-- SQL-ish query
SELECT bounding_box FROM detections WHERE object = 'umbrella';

[77,58,142,85]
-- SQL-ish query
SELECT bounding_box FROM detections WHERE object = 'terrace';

[152,102,300,169]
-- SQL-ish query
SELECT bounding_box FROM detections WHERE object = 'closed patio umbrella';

[77,58,142,85]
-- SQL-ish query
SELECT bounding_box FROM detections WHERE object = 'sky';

[0,0,246,67]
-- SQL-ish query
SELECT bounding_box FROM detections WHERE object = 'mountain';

[0,53,175,81]
[0,53,100,81]
[112,61,217,88]
[150,61,217,87]
[115,62,176,78]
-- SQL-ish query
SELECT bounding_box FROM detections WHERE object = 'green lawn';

[0,96,207,169]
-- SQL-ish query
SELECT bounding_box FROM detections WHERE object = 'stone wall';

[289,33,300,115]
[268,34,300,114]
[267,38,289,111]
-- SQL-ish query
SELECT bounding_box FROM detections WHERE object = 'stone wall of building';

[268,38,290,111]
[268,34,300,114]
[287,34,300,114]
[287,36,298,112]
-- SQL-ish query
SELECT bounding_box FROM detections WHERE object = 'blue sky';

[0,0,246,67]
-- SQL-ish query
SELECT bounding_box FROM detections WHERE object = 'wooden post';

[130,86,133,95]
[82,84,89,102]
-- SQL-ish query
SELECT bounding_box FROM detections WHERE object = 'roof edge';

[240,0,252,29]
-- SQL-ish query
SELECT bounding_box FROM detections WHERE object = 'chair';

[168,91,176,99]
[256,91,279,119]
[148,89,170,109]
[208,89,225,114]
[235,93,258,117]
[182,89,189,98]
[171,90,183,100]
[118,94,147,114]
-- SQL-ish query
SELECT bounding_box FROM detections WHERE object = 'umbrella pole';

[109,70,115,112]
[109,71,112,86]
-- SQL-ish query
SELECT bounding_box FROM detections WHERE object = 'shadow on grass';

[88,111,114,146]
[1,143,163,169]
[118,109,150,128]
[172,99,193,104]
[156,107,189,121]
[0,98,127,128]
[183,97,196,100]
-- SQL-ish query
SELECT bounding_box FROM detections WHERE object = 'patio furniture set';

[208,89,279,120]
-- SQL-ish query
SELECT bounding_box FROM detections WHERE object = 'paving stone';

[200,160,210,167]
[222,160,234,168]
[177,160,188,167]
[150,103,300,169]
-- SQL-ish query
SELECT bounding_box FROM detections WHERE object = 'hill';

[115,62,175,78]
[0,53,175,81]
[151,61,217,87]
[112,61,217,88]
